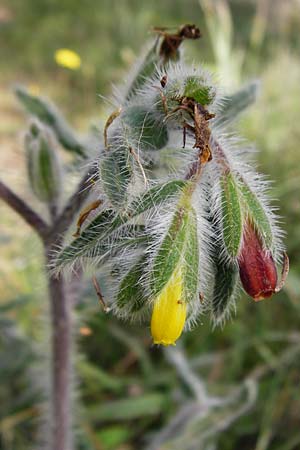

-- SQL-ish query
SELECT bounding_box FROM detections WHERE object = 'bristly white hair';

[208,128,285,266]
[137,180,215,330]
[135,61,221,115]
[53,41,287,339]
[185,181,216,329]
[113,37,161,105]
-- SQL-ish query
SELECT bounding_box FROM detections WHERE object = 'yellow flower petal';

[54,48,81,70]
[151,267,186,346]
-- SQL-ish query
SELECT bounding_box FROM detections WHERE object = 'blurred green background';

[1,0,300,449]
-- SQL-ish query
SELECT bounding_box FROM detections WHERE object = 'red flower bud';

[238,221,277,301]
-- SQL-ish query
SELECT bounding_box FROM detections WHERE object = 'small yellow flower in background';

[151,267,186,346]
[54,48,81,70]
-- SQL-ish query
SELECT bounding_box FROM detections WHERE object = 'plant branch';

[0,179,48,238]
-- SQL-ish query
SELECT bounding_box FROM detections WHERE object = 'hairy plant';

[0,24,289,450]
[54,26,288,341]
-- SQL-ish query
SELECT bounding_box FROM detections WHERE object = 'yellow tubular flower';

[151,268,186,346]
[54,49,81,70]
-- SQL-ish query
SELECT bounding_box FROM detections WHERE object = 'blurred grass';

[1,0,300,449]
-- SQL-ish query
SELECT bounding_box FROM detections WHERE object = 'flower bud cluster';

[56,30,288,345]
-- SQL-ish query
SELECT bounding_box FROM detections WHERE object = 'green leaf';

[0,296,30,313]
[122,105,168,150]
[92,225,150,259]
[125,32,182,100]
[125,41,159,100]
[116,255,149,314]
[87,393,166,422]
[126,179,186,217]
[215,81,259,127]
[150,206,191,297]
[220,172,243,257]
[15,86,86,156]
[25,125,62,203]
[100,146,132,207]
[182,208,199,303]
[95,426,131,450]
[77,360,124,393]
[56,223,148,272]
[238,180,273,248]
[37,137,61,200]
[56,180,186,270]
[184,75,215,105]
[211,256,238,323]
[55,209,115,268]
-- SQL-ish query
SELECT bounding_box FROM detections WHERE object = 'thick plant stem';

[46,247,73,450]
[0,177,87,450]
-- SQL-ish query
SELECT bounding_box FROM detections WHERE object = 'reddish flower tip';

[238,221,277,301]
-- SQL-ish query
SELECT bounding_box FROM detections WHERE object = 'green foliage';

[116,255,149,314]
[150,204,192,298]
[211,256,238,323]
[0,299,40,450]
[56,180,186,269]
[95,425,131,450]
[25,122,62,203]
[55,208,115,267]
[100,146,133,207]
[126,179,186,216]
[220,172,243,257]
[182,208,199,305]
[215,81,259,127]
[15,86,86,156]
[122,105,168,150]
[184,75,215,105]
[87,393,166,422]
[238,179,273,249]
[126,44,158,99]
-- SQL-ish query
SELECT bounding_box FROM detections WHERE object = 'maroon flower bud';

[238,221,278,301]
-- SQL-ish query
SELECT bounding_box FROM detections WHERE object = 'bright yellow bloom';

[151,268,186,346]
[54,48,81,70]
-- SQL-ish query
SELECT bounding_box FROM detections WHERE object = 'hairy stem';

[0,180,48,238]
[45,247,73,450]
[0,176,86,450]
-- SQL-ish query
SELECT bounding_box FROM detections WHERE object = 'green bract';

[215,81,259,128]
[181,208,199,304]
[220,172,274,258]
[25,124,62,203]
[126,42,160,100]
[16,86,85,157]
[220,172,243,258]
[150,206,190,298]
[116,255,149,315]
[122,105,168,151]
[238,179,273,249]
[184,75,215,105]
[55,180,186,270]
[150,203,199,307]
[211,255,238,323]
[100,147,133,207]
